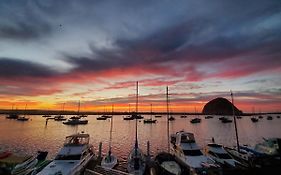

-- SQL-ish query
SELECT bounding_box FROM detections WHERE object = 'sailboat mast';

[231,91,240,152]
[150,104,152,120]
[109,113,113,153]
[77,101,80,115]
[24,104,27,117]
[62,103,65,115]
[166,86,170,153]
[135,81,139,152]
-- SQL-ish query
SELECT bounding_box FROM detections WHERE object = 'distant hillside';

[202,97,243,115]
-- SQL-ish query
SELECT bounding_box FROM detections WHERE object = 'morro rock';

[202,97,243,115]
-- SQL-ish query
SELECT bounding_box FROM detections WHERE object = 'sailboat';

[6,104,19,119]
[154,86,183,175]
[101,115,118,169]
[224,91,256,167]
[17,104,29,121]
[54,103,67,121]
[127,81,146,174]
[63,101,88,125]
[190,107,201,123]
[143,104,157,124]
[123,104,133,120]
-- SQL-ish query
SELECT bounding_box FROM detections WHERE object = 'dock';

[85,166,131,175]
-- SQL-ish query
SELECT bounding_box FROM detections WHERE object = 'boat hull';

[101,154,118,169]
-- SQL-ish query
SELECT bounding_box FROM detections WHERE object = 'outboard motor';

[37,151,48,161]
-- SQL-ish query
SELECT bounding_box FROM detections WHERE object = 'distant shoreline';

[0,109,280,116]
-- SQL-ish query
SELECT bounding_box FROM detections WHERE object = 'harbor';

[1,0,281,174]
[1,112,281,175]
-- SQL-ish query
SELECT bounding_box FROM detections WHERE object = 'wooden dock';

[84,166,131,175]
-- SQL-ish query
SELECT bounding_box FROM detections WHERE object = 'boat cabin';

[64,134,90,146]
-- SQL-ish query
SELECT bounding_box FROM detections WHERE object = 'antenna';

[231,90,240,152]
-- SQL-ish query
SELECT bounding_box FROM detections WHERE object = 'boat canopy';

[64,134,90,146]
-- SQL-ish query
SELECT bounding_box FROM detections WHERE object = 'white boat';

[11,156,38,175]
[206,143,241,168]
[37,133,94,175]
[63,118,88,125]
[171,131,220,175]
[101,115,118,169]
[127,81,146,174]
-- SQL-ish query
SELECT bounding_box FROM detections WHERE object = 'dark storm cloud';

[0,0,53,40]
[1,0,281,80]
[0,58,58,78]
[61,0,281,78]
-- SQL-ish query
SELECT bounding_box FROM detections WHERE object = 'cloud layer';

[0,0,280,112]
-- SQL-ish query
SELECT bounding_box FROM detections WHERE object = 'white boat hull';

[101,154,118,169]
[127,148,146,175]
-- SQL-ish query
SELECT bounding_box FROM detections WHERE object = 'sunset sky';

[0,0,280,113]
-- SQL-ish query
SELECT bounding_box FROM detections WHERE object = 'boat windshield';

[64,135,89,145]
[55,154,81,160]
[183,149,203,156]
[181,135,195,143]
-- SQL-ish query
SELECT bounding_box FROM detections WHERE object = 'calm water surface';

[1,114,281,168]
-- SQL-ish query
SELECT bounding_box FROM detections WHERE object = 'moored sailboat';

[101,115,118,169]
[143,104,157,124]
[153,86,183,175]
[127,81,146,174]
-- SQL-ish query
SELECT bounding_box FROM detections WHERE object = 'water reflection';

[1,114,281,164]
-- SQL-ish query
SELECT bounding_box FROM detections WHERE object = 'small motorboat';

[258,115,263,119]
[42,115,51,118]
[221,118,232,123]
[123,115,134,120]
[267,116,273,120]
[168,116,175,121]
[190,118,201,123]
[101,115,112,119]
[171,131,221,175]
[180,115,187,118]
[96,116,107,120]
[155,115,162,118]
[11,152,46,175]
[54,115,67,121]
[251,117,258,122]
[17,116,29,121]
[63,118,88,125]
[205,116,213,119]
[154,152,184,175]
[206,143,242,168]
[143,118,157,123]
